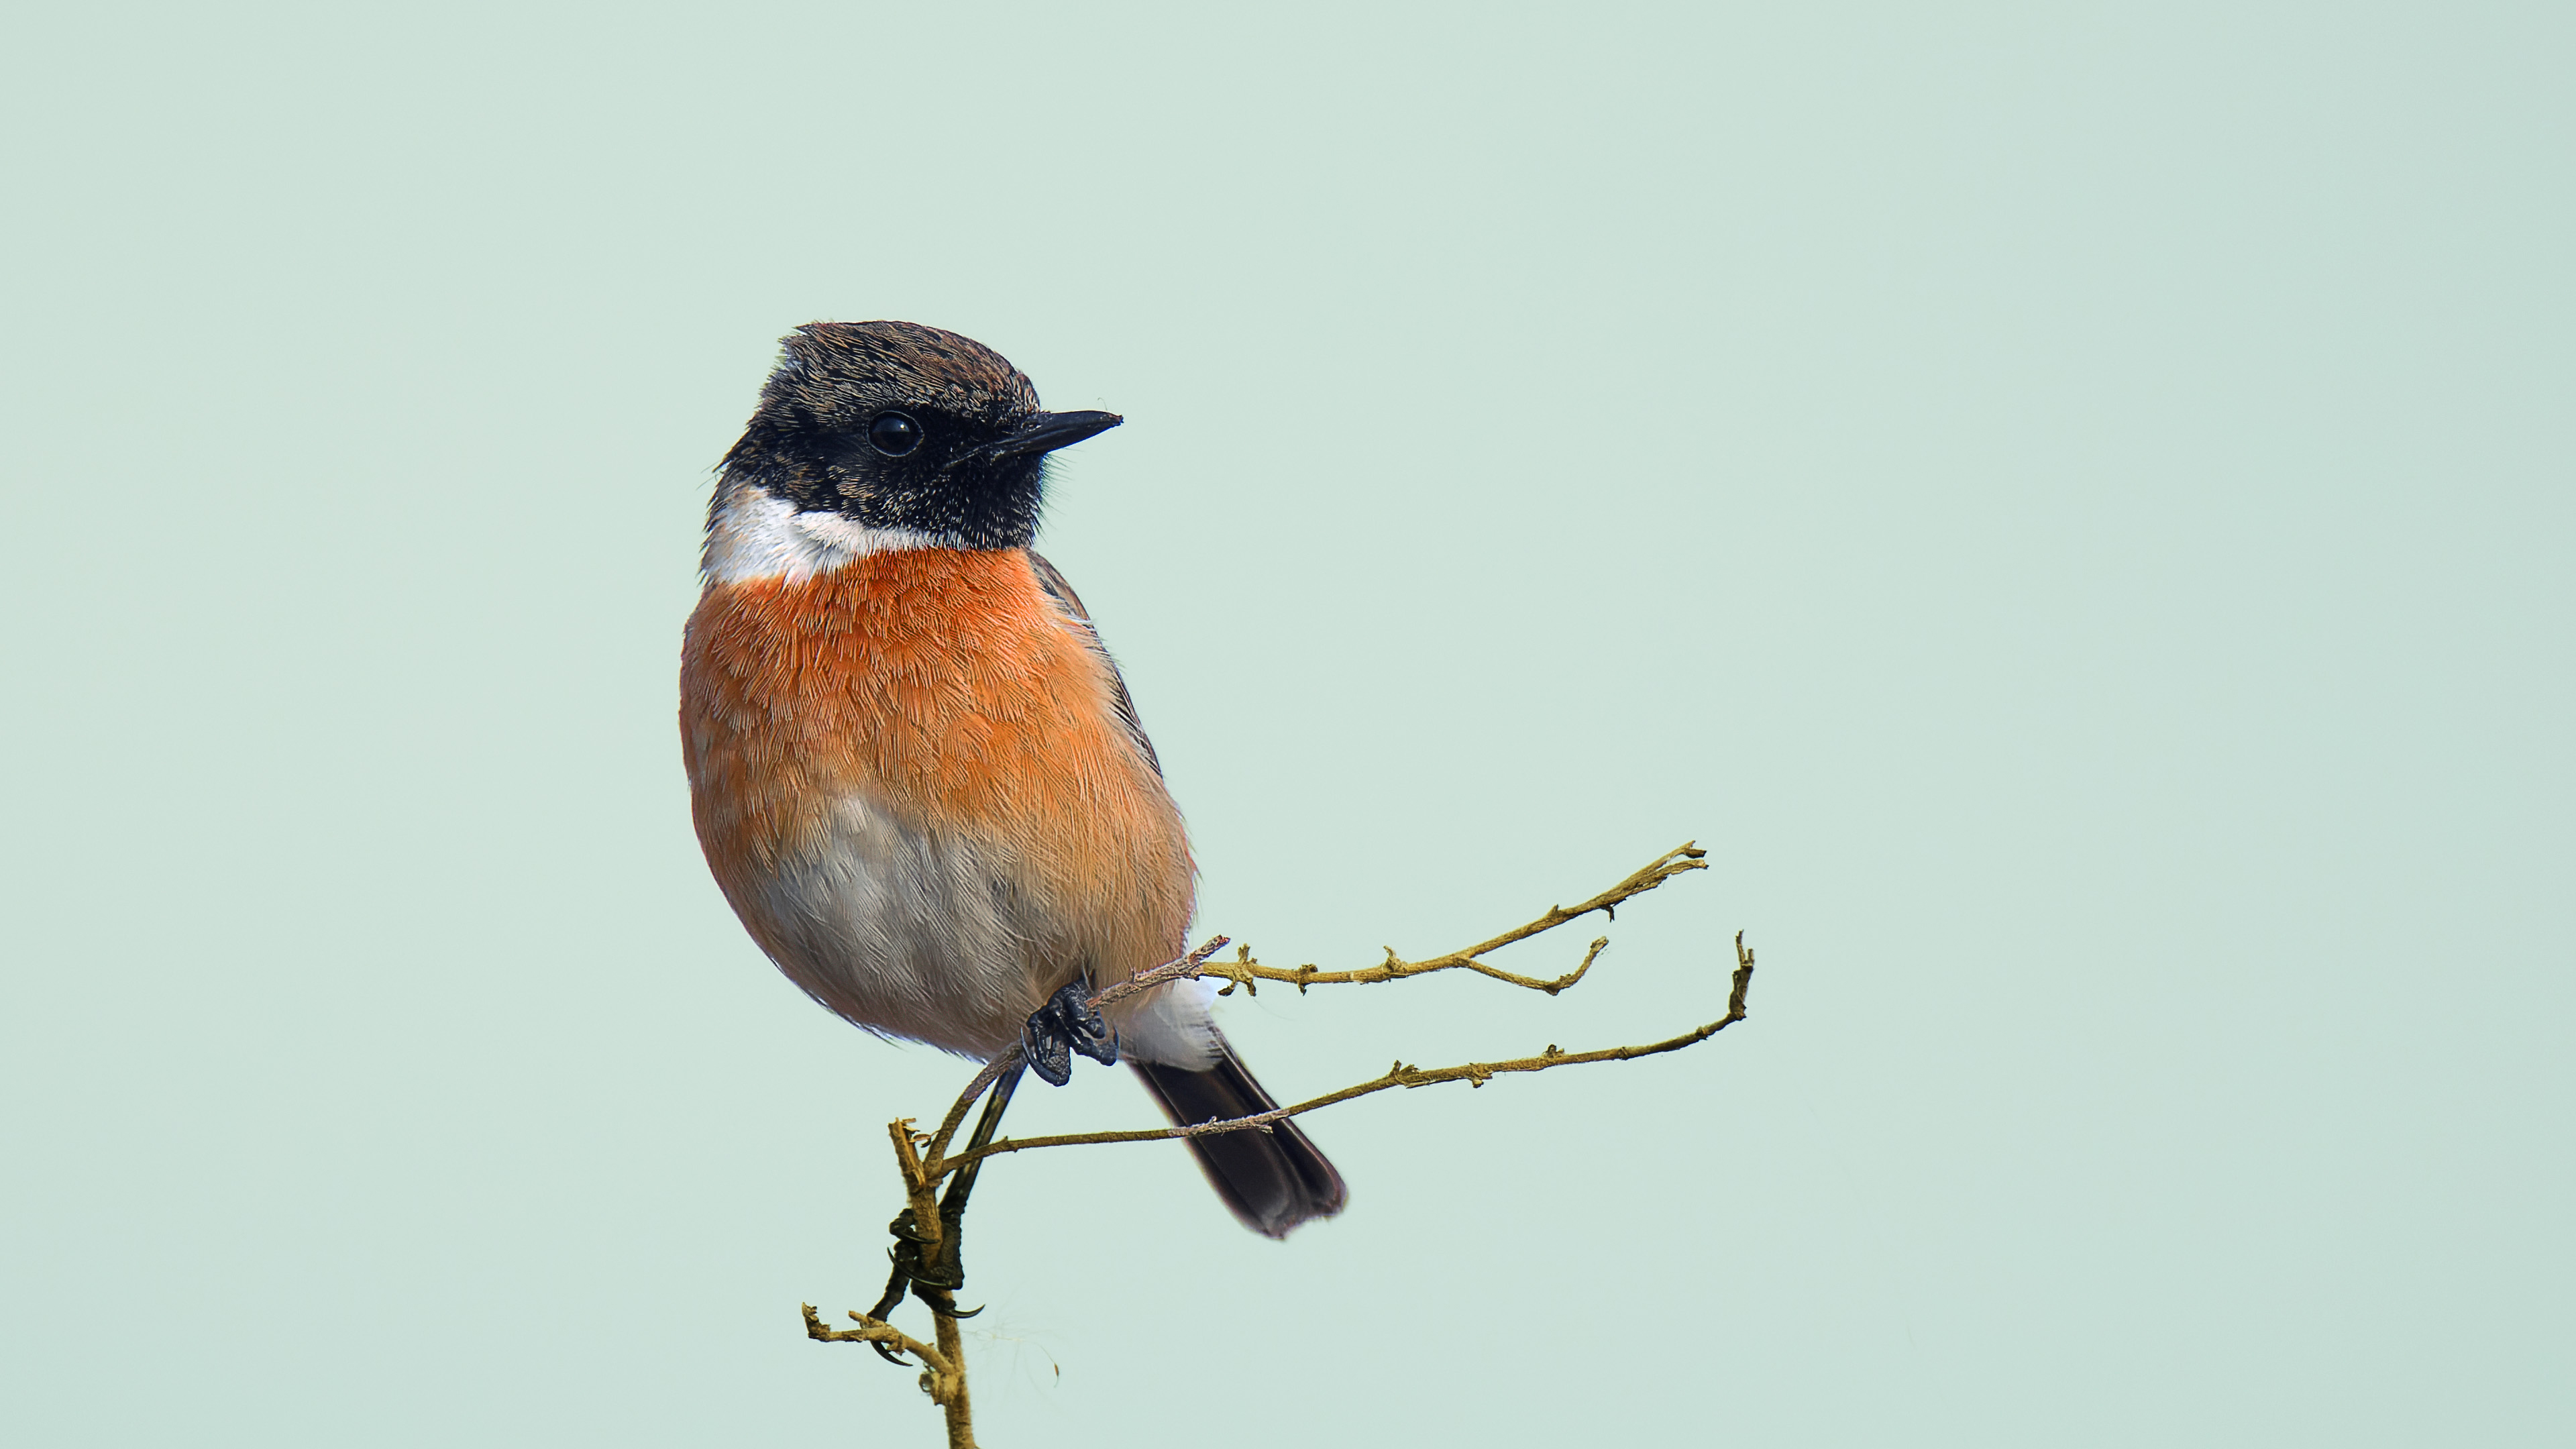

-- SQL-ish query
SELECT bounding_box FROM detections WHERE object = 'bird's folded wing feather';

[1027,549,1163,778]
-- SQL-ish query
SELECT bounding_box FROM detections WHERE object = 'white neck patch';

[702,485,946,584]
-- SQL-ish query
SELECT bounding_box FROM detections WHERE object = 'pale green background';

[4,4,2569,1445]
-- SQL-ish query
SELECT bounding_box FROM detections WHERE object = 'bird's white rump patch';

[701,484,943,583]
[1119,974,1224,1071]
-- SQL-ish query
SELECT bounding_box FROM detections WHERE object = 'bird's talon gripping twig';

[1022,979,1119,1086]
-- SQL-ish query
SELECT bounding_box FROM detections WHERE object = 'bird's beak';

[953,409,1124,470]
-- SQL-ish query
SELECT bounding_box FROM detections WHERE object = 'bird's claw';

[1022,980,1118,1086]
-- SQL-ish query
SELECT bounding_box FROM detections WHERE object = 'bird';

[679,320,1346,1238]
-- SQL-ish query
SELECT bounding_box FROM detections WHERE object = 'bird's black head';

[719,321,1120,551]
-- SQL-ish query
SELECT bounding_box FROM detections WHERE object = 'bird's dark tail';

[1132,1039,1347,1239]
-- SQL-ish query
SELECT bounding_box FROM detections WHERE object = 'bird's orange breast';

[679,547,1193,1019]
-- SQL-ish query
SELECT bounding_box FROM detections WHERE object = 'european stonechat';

[680,321,1344,1236]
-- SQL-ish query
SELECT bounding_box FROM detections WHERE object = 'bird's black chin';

[857,454,1046,549]
[949,456,1048,549]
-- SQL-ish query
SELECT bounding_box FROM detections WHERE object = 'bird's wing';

[1027,550,1163,778]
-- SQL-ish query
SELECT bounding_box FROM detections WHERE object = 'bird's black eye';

[868,411,924,457]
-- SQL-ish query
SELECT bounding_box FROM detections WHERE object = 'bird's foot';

[1022,980,1119,1086]
[867,1205,983,1352]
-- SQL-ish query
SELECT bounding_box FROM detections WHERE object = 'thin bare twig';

[803,1302,952,1380]
[920,1054,1018,1172]
[934,931,1754,1176]
[806,1297,975,1446]
[915,845,1706,1174]
[806,843,1751,1449]
[1094,843,1709,1008]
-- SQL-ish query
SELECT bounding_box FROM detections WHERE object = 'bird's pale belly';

[678,546,1195,1059]
[724,793,1067,1056]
